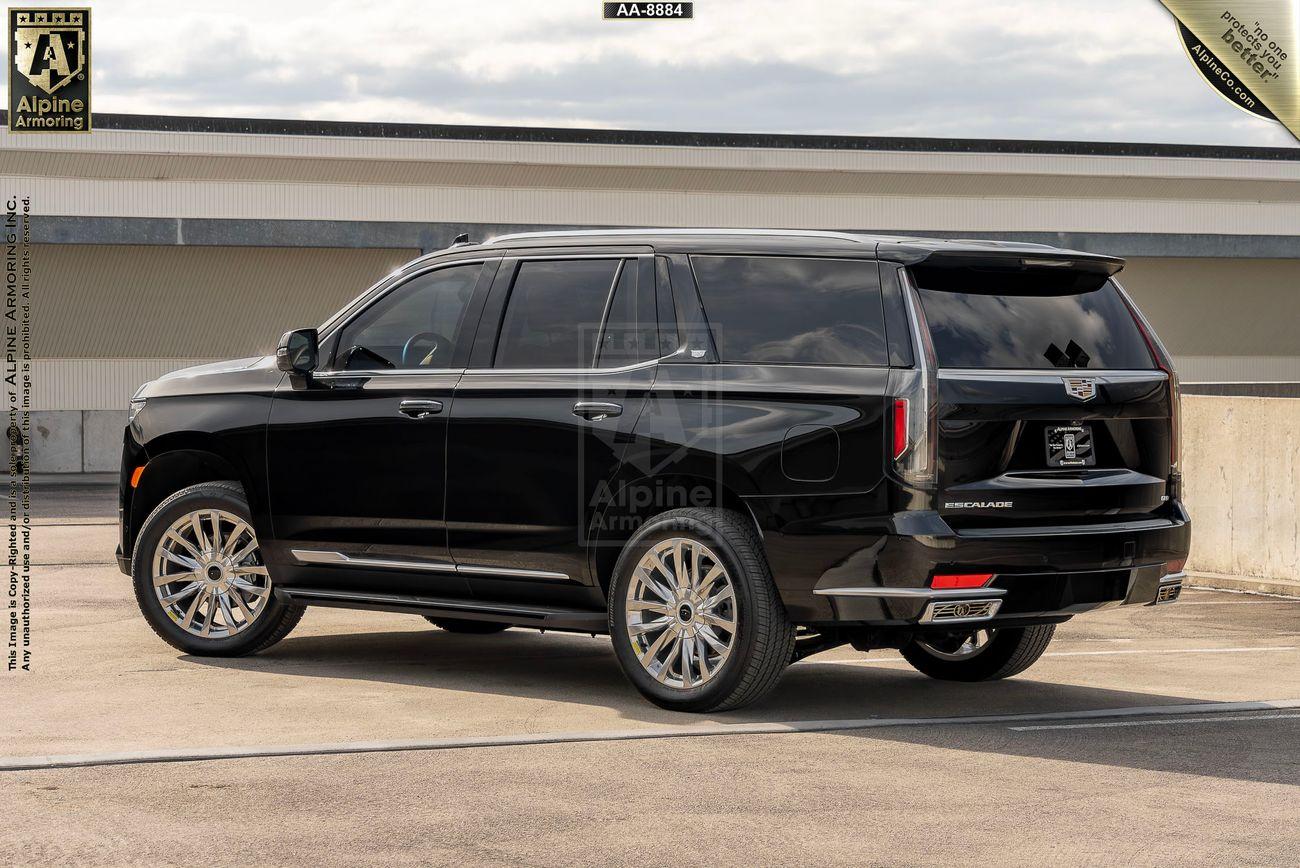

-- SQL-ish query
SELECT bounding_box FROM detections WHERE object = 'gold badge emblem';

[7,8,91,132]
[13,8,85,94]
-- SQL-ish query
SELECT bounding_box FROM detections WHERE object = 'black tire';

[131,480,304,657]
[423,616,510,634]
[607,507,795,713]
[900,624,1055,681]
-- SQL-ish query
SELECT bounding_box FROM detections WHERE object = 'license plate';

[1045,424,1094,467]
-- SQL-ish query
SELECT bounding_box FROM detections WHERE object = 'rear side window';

[690,256,887,366]
[596,260,656,368]
[494,259,620,369]
[912,269,1154,370]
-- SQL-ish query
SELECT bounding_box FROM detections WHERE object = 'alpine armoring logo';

[8,8,91,133]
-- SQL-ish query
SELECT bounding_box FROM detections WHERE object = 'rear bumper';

[810,503,1190,627]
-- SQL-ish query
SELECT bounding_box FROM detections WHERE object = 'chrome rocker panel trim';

[290,548,570,582]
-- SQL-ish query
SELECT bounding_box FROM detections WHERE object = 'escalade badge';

[1063,376,1097,402]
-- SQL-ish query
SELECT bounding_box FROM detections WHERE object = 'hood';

[136,355,281,400]
[155,356,269,381]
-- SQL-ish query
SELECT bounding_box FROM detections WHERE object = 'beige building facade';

[2,114,1297,472]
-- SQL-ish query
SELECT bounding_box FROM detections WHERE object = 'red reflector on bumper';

[1165,558,1186,575]
[931,573,994,589]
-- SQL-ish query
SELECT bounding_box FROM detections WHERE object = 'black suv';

[118,229,1190,712]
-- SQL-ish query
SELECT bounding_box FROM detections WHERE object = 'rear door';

[900,262,1174,528]
[445,252,656,603]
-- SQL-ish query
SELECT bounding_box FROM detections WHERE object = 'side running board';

[279,587,608,633]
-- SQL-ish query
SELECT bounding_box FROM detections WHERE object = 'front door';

[265,259,494,595]
[446,255,657,604]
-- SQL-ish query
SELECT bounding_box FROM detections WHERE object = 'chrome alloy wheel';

[624,538,737,689]
[916,628,997,661]
[152,509,271,638]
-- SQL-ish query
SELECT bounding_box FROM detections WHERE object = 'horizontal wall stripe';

[5,125,1299,181]
[8,177,1300,235]
[30,245,416,360]
[25,217,1300,259]
[32,359,218,410]
[8,151,1300,202]
[11,111,1300,161]
[1174,357,1300,383]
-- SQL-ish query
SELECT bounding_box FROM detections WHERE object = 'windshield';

[912,272,1154,370]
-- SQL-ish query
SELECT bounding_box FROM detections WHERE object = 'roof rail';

[486,227,894,245]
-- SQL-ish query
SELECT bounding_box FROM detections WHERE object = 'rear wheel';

[608,508,794,713]
[900,624,1055,681]
[423,616,510,634]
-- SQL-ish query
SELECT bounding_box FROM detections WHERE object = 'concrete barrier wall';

[1182,396,1300,585]
[28,410,127,473]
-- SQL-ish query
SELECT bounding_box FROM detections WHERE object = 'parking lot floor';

[2,487,1298,864]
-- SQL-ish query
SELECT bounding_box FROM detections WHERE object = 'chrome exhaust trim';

[920,598,1002,624]
[1150,571,1185,605]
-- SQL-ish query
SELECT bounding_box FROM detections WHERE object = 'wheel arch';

[127,436,266,560]
[588,471,762,596]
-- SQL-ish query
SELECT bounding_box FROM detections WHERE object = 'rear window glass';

[690,256,886,366]
[912,271,1154,370]
[495,259,619,369]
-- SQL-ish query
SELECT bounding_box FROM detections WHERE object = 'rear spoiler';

[876,243,1125,278]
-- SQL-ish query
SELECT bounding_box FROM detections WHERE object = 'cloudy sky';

[12,0,1296,147]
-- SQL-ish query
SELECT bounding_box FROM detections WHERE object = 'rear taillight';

[1114,281,1181,473]
[888,270,937,486]
[931,573,994,589]
[892,398,909,460]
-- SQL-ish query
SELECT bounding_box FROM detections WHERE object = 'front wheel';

[900,624,1055,681]
[132,481,304,657]
[608,508,794,713]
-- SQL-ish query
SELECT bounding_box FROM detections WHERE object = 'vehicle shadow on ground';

[183,624,1294,785]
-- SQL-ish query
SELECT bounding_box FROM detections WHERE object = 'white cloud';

[7,0,1295,146]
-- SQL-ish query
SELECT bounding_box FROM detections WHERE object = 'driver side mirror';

[276,328,319,375]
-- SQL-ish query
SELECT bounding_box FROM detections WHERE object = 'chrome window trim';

[462,356,662,378]
[313,367,467,380]
[463,344,687,378]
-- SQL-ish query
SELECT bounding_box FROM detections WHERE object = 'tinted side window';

[335,263,481,369]
[494,259,620,369]
[690,256,887,366]
[655,256,681,357]
[597,261,636,367]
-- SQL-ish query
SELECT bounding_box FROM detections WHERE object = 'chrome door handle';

[573,401,622,421]
[399,399,443,419]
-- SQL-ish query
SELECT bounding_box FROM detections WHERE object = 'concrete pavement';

[2,486,1298,865]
